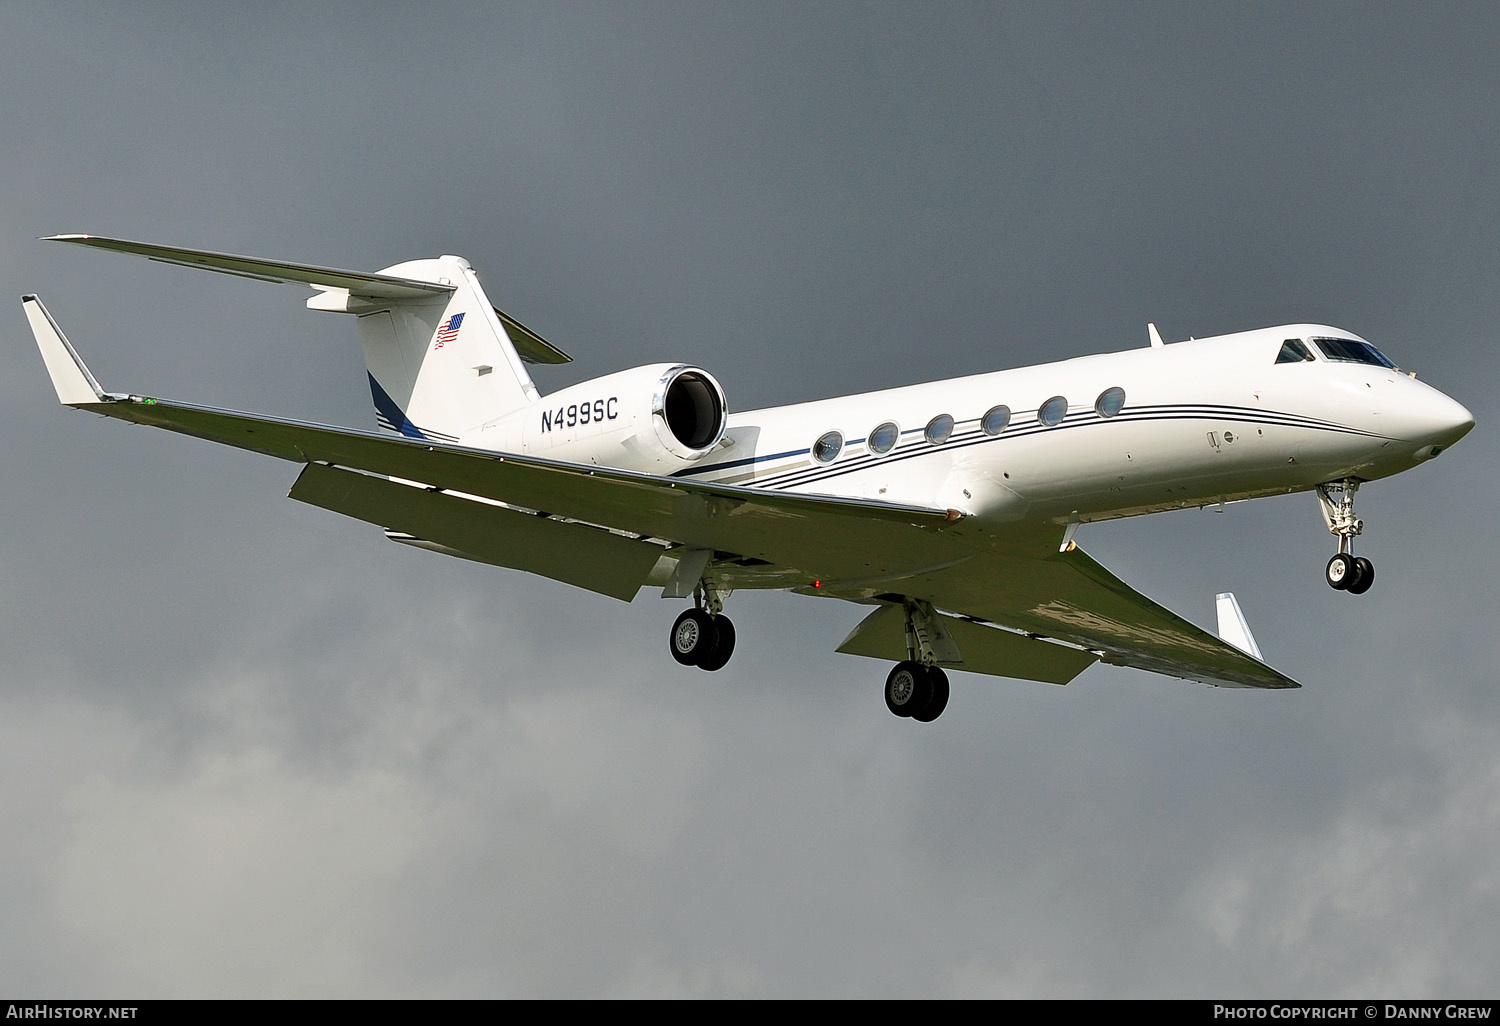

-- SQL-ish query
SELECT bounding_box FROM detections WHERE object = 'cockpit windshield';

[1312,337,1396,369]
[1275,338,1315,364]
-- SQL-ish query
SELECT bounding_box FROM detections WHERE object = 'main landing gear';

[883,599,956,723]
[668,578,736,671]
[1318,479,1375,595]
[885,661,949,722]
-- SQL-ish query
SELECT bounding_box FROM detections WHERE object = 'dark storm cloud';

[2,2,1497,997]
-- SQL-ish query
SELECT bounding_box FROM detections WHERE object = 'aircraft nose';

[1405,386,1473,458]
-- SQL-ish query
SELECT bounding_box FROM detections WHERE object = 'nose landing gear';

[1318,480,1375,594]
[1324,552,1374,594]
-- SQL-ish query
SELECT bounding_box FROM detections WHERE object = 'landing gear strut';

[883,599,955,722]
[668,576,736,671]
[1317,479,1375,595]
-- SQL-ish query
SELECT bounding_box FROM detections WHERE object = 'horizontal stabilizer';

[43,234,571,365]
[495,309,571,366]
[44,234,452,298]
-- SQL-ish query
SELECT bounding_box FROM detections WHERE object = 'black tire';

[669,609,719,666]
[1325,552,1354,590]
[696,615,736,671]
[911,666,950,722]
[1346,556,1375,595]
[884,661,930,718]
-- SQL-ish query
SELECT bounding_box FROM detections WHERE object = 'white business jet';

[23,236,1473,722]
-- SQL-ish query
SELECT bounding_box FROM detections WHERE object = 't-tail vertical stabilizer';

[309,255,541,442]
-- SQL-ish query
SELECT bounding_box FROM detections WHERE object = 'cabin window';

[924,414,955,445]
[1094,387,1126,418]
[812,430,843,463]
[1038,396,1068,427]
[868,421,899,455]
[1276,338,1314,364]
[1313,337,1396,369]
[981,405,1011,436]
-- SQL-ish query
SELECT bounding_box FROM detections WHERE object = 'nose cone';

[1406,387,1473,458]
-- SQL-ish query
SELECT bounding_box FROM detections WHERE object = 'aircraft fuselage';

[493,323,1473,529]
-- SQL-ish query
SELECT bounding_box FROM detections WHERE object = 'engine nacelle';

[645,364,729,460]
[471,363,729,472]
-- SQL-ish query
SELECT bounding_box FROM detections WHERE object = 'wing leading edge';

[24,295,1301,690]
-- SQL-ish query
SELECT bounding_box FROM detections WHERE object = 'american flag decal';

[434,311,465,349]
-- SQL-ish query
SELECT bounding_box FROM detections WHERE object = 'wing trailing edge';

[289,463,662,601]
[836,603,1099,684]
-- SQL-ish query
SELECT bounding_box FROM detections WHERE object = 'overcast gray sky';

[3,2,1498,998]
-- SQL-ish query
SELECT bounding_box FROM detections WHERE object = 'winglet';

[1147,322,1165,348]
[22,295,112,406]
[1214,591,1264,661]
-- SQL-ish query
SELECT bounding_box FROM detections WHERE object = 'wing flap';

[836,604,1098,684]
[289,463,661,600]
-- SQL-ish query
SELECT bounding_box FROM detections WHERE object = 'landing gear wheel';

[884,660,931,718]
[911,666,950,723]
[696,615,736,671]
[1346,556,1375,595]
[1325,553,1355,591]
[669,609,719,666]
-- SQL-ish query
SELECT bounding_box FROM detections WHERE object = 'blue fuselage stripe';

[667,403,1391,492]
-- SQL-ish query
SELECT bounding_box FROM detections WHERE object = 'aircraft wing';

[23,296,969,586]
[824,547,1300,689]
[25,295,1300,690]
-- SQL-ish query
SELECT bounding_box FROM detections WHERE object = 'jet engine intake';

[653,366,727,459]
